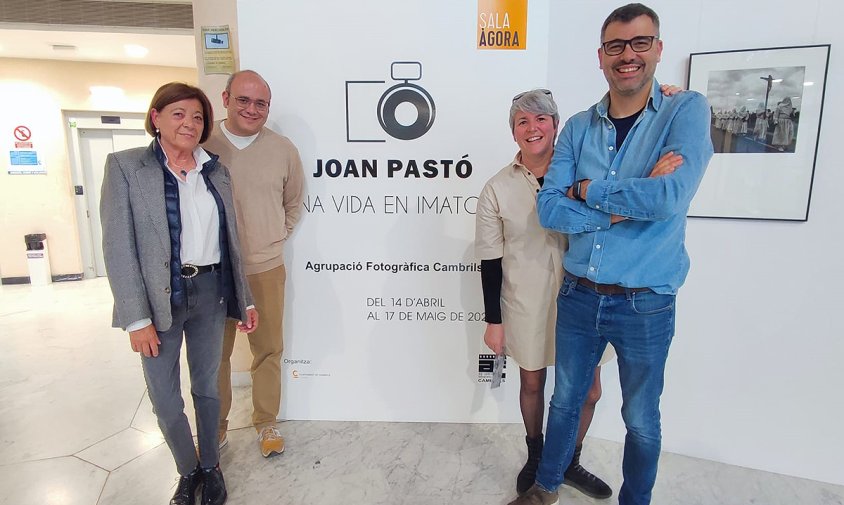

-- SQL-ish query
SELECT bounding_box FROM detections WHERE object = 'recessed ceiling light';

[90,86,126,103]
[124,44,149,58]
[804,81,814,86]
[52,44,77,51]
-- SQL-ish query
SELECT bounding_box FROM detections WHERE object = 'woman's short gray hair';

[509,89,559,131]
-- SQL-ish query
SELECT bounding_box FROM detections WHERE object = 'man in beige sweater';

[203,70,304,457]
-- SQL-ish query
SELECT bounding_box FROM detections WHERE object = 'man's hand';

[566,151,680,223]
[567,179,625,222]
[649,151,683,178]
[483,323,505,355]
[566,179,591,201]
[237,307,259,334]
[129,324,161,357]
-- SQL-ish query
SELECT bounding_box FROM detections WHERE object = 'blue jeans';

[141,270,227,475]
[535,275,675,505]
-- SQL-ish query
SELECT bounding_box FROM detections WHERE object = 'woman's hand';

[660,83,684,96]
[237,307,259,334]
[129,324,161,357]
[483,323,506,355]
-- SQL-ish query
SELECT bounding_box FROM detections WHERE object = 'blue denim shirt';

[537,80,713,294]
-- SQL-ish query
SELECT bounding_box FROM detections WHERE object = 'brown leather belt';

[565,270,651,295]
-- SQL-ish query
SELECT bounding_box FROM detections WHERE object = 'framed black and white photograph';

[687,44,830,221]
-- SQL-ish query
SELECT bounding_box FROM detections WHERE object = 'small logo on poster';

[477,0,527,50]
[345,61,436,142]
[285,357,330,379]
[478,353,507,383]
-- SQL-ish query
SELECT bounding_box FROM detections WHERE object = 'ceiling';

[0,27,195,67]
[0,0,196,68]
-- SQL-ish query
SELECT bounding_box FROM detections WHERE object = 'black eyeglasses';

[234,96,270,112]
[601,36,658,56]
[512,89,553,103]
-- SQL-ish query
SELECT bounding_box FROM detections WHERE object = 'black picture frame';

[686,44,830,221]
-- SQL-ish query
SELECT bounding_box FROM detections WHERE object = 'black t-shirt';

[609,106,645,148]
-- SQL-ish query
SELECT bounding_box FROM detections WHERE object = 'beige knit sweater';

[203,121,304,275]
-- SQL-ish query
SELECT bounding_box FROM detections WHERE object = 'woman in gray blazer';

[100,82,258,505]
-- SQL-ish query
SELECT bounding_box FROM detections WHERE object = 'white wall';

[549,0,844,486]
[0,59,196,279]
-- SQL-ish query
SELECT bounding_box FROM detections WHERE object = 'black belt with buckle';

[565,270,651,295]
[180,263,220,278]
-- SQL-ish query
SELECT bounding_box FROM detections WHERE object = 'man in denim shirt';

[508,4,713,505]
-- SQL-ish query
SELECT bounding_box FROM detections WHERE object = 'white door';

[78,128,149,277]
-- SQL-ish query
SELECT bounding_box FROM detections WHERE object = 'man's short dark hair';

[601,3,660,40]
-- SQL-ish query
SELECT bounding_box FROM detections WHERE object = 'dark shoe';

[506,483,559,505]
[170,467,200,505]
[516,435,544,495]
[200,465,227,505]
[563,444,612,499]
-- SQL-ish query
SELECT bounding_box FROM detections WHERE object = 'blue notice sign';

[10,150,38,165]
[8,150,46,174]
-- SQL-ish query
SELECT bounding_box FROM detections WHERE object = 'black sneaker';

[170,467,200,505]
[201,465,227,505]
[562,444,612,499]
[563,461,612,499]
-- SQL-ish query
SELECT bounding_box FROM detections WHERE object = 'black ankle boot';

[516,435,544,495]
[201,464,227,505]
[170,466,200,505]
[563,444,612,499]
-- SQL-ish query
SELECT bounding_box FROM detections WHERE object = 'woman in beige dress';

[475,89,612,499]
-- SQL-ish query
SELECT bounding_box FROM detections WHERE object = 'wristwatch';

[573,179,587,202]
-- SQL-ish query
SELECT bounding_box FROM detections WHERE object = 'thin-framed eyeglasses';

[512,88,553,103]
[233,96,270,112]
[601,36,658,56]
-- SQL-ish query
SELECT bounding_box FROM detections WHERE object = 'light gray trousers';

[141,270,226,476]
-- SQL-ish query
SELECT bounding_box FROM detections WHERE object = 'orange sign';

[477,0,528,50]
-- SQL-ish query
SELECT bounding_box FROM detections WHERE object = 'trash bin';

[25,233,52,285]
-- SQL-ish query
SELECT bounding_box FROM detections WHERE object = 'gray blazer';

[100,143,253,331]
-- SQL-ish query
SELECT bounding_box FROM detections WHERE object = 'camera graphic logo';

[345,61,436,142]
[478,353,507,382]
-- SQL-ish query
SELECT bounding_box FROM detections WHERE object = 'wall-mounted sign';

[9,125,45,174]
[477,0,528,50]
[240,0,550,423]
[13,125,31,141]
[202,25,236,75]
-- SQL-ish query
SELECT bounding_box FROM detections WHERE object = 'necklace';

[168,157,196,177]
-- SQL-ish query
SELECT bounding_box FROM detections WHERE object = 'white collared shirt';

[162,145,221,266]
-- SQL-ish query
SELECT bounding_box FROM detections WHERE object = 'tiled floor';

[1,279,843,505]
